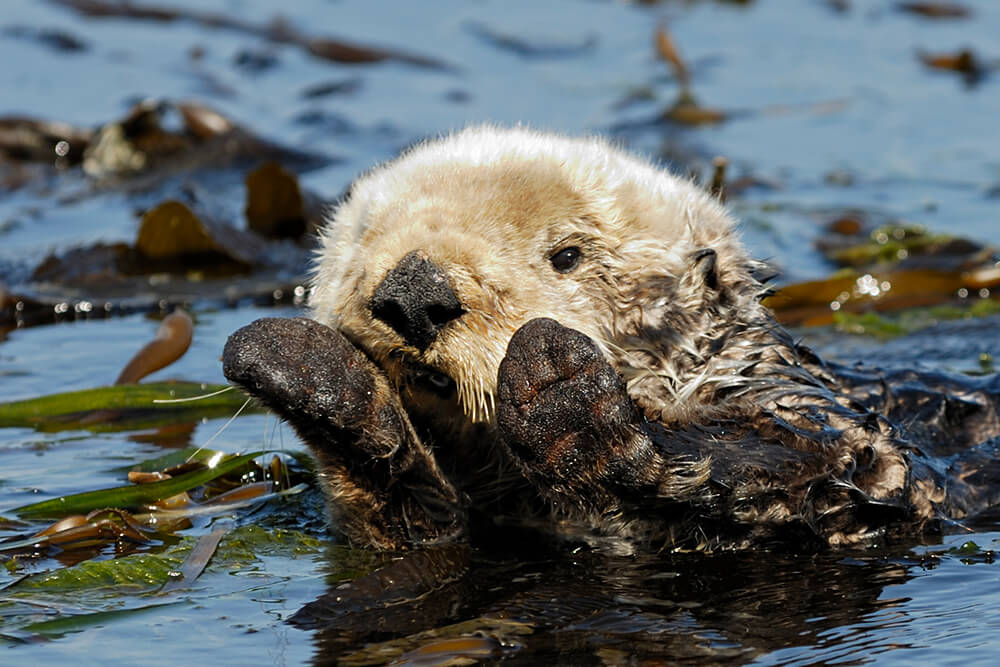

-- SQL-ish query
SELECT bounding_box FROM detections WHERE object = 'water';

[2,0,1000,664]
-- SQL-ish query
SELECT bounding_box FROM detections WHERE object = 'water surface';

[2,0,999,664]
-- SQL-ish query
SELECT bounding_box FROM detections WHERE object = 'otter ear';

[689,248,718,291]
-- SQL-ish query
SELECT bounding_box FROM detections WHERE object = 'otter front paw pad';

[222,317,381,441]
[496,318,639,482]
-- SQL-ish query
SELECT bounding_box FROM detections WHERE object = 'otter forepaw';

[496,318,647,495]
[222,317,393,456]
[223,317,465,548]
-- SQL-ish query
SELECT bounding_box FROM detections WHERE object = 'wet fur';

[227,126,1000,552]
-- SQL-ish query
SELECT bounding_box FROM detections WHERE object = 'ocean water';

[2,0,999,664]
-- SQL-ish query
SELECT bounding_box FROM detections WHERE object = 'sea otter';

[223,126,1000,552]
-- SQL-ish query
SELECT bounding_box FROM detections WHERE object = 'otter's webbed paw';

[496,318,667,507]
[223,317,465,549]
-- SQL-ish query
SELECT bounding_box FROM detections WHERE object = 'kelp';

[771,217,1000,327]
[8,451,268,519]
[5,524,324,595]
[463,21,597,59]
[214,523,326,562]
[244,160,325,240]
[0,445,310,599]
[115,309,193,385]
[831,298,1000,339]
[2,101,327,330]
[818,223,984,269]
[918,48,992,86]
[663,92,729,126]
[31,162,322,286]
[0,99,325,176]
[766,265,1000,326]
[117,446,219,474]
[51,0,453,70]
[135,200,267,268]
[898,2,971,19]
[0,524,330,640]
[0,382,258,432]
[0,116,92,164]
[655,25,728,126]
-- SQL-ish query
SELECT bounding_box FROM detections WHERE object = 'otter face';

[310,126,753,430]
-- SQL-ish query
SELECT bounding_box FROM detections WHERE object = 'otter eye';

[550,246,581,273]
[414,368,455,398]
[427,372,452,391]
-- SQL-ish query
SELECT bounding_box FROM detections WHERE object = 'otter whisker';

[152,385,236,403]
[185,395,253,462]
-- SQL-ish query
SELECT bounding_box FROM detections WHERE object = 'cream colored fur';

[308,126,917,547]
[311,126,752,423]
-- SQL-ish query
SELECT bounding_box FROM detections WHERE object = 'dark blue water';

[2,0,1000,664]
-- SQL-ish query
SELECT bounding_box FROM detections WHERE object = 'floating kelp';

[708,156,728,201]
[663,92,729,126]
[32,171,322,287]
[463,21,597,59]
[8,198,314,326]
[2,523,322,597]
[0,452,305,583]
[918,48,992,85]
[1,24,89,53]
[0,116,92,165]
[115,309,194,385]
[766,264,1000,326]
[52,0,453,70]
[655,25,690,88]
[0,276,309,331]
[136,200,267,267]
[4,450,282,526]
[81,99,328,180]
[0,499,319,642]
[5,148,325,329]
[0,99,328,186]
[245,160,326,240]
[831,298,1000,339]
[0,382,257,432]
[0,286,47,336]
[816,219,990,270]
[0,446,309,608]
[1,508,164,556]
[898,2,971,19]
[655,26,728,126]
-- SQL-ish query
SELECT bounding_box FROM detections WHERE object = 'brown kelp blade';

[115,308,194,385]
[767,266,1000,326]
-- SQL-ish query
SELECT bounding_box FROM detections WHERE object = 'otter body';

[223,127,1000,552]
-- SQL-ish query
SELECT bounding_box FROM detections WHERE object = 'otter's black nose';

[370,250,464,350]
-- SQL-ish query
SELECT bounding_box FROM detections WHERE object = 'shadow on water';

[295,534,994,665]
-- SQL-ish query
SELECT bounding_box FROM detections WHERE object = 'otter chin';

[223,125,1000,552]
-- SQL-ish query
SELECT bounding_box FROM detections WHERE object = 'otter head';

[310,126,765,436]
